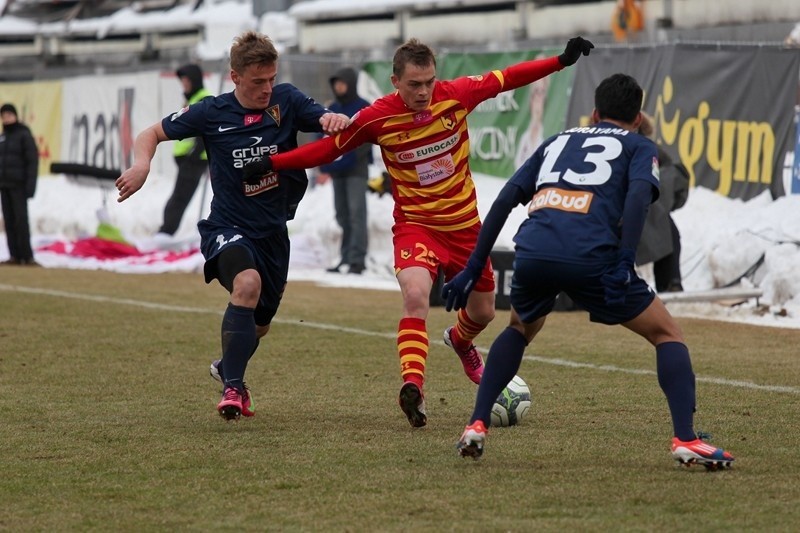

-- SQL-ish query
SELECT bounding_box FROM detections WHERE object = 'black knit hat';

[0,103,17,116]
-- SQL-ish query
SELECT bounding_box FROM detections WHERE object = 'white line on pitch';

[3,283,798,395]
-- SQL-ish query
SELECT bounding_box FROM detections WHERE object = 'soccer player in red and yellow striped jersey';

[269,36,594,427]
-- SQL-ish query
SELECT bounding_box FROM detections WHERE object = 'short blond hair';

[230,31,278,74]
[638,111,654,139]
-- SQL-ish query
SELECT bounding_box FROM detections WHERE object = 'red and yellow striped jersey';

[271,55,564,232]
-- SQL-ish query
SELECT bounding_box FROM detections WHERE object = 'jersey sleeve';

[449,55,563,111]
[161,98,209,141]
[500,55,563,91]
[287,84,329,133]
[628,139,661,203]
[271,106,376,171]
[508,146,546,202]
[446,74,504,111]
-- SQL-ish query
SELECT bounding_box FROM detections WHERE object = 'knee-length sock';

[216,339,259,383]
[398,317,427,389]
[471,327,527,426]
[656,341,696,441]
[220,303,257,392]
[452,308,485,350]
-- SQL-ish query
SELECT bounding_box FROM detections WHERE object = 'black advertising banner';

[566,44,800,199]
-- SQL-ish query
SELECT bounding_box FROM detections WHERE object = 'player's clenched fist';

[558,36,594,67]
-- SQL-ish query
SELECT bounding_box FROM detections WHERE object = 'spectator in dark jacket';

[635,113,689,292]
[317,67,372,274]
[0,103,39,266]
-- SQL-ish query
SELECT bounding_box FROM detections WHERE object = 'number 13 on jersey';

[536,134,623,188]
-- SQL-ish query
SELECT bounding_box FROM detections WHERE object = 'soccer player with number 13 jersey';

[444,73,734,470]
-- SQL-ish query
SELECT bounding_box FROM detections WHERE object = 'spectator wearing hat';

[317,67,372,275]
[0,103,39,266]
[155,63,213,242]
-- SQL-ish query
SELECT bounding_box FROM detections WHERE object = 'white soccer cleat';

[457,420,487,459]
[209,359,222,383]
[671,436,734,470]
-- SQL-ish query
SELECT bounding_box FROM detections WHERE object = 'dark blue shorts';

[510,258,655,325]
[199,221,289,326]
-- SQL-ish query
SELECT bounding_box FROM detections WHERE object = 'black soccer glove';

[441,257,484,312]
[600,248,636,306]
[558,36,594,67]
[242,157,273,185]
[285,175,309,221]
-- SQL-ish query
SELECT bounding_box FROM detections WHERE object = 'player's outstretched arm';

[272,130,361,171]
[499,36,593,93]
[273,109,371,171]
[116,122,169,202]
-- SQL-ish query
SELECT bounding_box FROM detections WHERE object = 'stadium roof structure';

[1,0,799,78]
[289,0,516,21]
[0,0,203,21]
[0,0,256,77]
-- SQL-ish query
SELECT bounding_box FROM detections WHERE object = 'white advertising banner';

[61,71,162,177]
[59,68,233,184]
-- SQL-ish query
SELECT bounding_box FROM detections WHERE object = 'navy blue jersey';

[510,121,659,265]
[161,85,328,238]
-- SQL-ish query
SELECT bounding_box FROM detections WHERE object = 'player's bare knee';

[466,292,495,324]
[641,318,684,345]
[403,290,430,317]
[231,270,261,305]
[654,306,685,343]
[469,305,495,325]
[657,320,685,344]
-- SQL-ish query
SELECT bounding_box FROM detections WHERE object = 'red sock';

[398,317,427,389]
[453,309,484,351]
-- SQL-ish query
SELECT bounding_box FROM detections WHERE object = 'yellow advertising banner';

[0,80,62,175]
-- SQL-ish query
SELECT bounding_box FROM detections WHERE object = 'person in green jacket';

[156,63,213,238]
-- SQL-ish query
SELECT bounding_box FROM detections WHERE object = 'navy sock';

[471,327,528,426]
[217,338,259,382]
[220,303,256,391]
[247,338,260,363]
[656,342,697,441]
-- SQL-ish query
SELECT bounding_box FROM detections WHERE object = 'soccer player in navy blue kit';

[443,73,734,469]
[116,31,349,420]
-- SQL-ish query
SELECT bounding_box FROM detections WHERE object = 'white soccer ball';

[491,375,532,427]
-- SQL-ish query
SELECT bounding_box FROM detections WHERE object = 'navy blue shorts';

[510,258,655,325]
[199,221,289,326]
